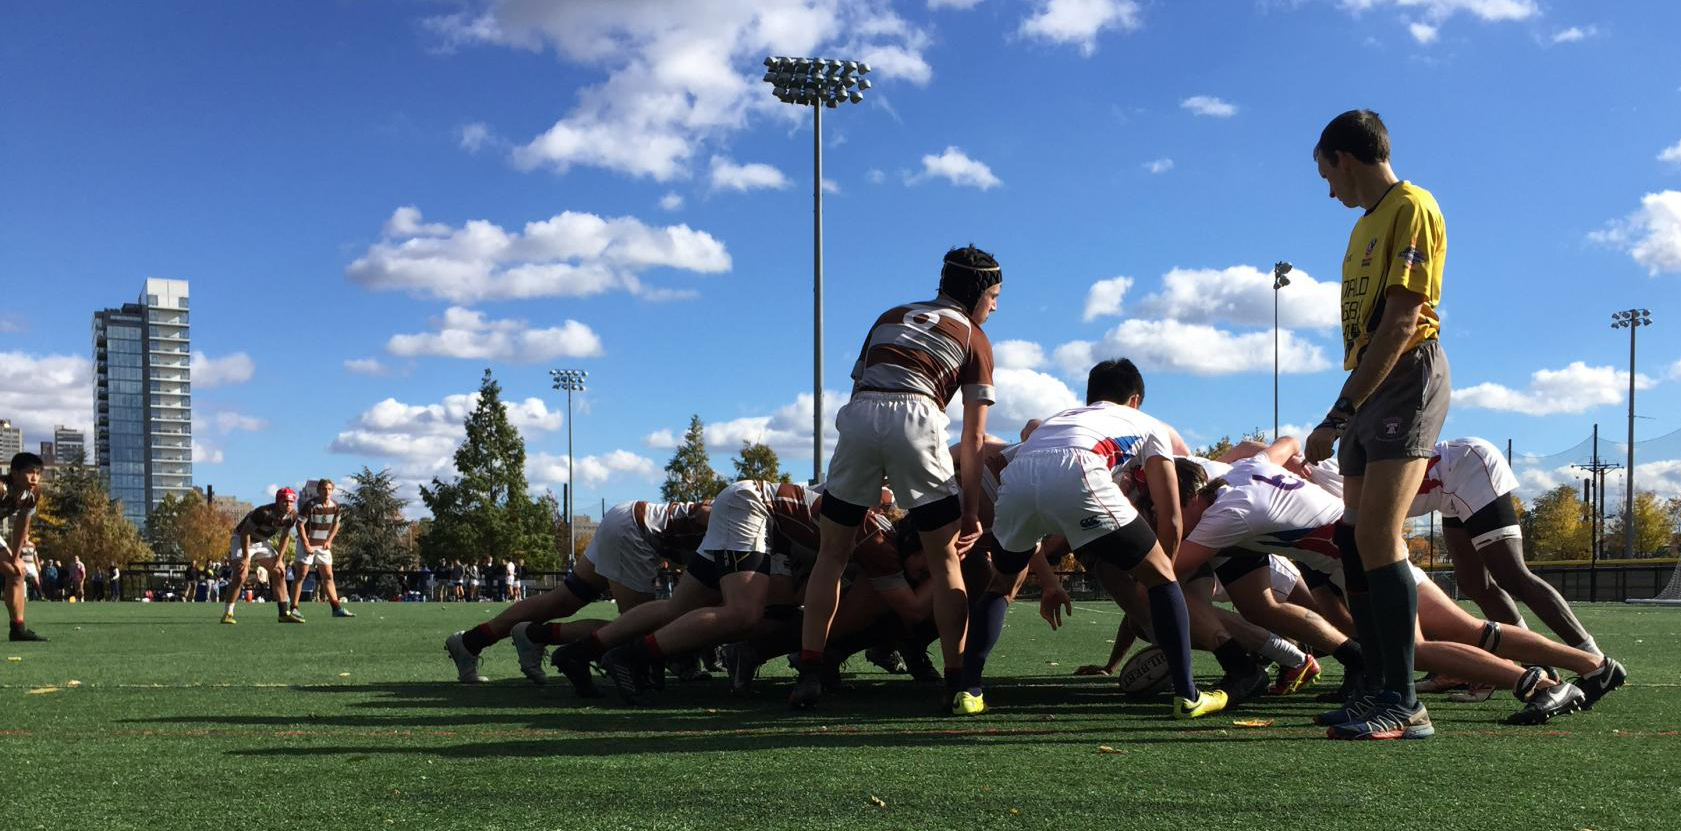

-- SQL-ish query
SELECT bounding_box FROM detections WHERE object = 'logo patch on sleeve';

[1398,245,1427,267]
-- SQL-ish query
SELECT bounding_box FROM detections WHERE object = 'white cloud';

[192,442,224,465]
[530,449,661,489]
[866,169,887,184]
[644,390,847,464]
[948,365,1082,432]
[386,307,604,362]
[1136,265,1341,329]
[1455,361,1657,416]
[213,412,268,434]
[1549,25,1595,44]
[0,315,24,333]
[659,192,684,210]
[1181,96,1237,118]
[427,2,932,181]
[191,351,254,387]
[1082,276,1134,322]
[347,205,730,303]
[1019,0,1143,56]
[0,352,92,442]
[1408,22,1439,43]
[1337,0,1538,21]
[1589,191,1681,275]
[328,391,564,477]
[930,0,985,8]
[709,156,791,192]
[993,339,1047,370]
[344,358,388,376]
[1668,358,1681,381]
[1658,140,1681,164]
[1143,157,1174,174]
[911,146,1002,189]
[460,122,493,153]
[1055,320,1333,376]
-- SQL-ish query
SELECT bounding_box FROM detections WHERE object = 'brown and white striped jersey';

[746,481,901,578]
[235,504,298,544]
[851,297,995,406]
[300,498,339,548]
[0,481,37,523]
[634,500,709,559]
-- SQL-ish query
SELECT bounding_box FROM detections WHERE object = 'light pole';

[1610,309,1652,557]
[1272,262,1292,440]
[762,55,871,484]
[550,368,587,566]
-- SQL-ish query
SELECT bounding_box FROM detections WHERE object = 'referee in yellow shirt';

[1304,109,1448,740]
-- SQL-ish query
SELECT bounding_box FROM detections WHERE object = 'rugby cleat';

[548,644,604,698]
[951,690,987,716]
[220,613,237,625]
[1327,692,1434,740]
[280,611,306,624]
[332,607,356,618]
[789,674,823,710]
[7,627,46,641]
[1270,654,1322,696]
[1507,681,1585,725]
[599,645,651,705]
[721,643,761,694]
[671,653,710,683]
[445,631,489,684]
[1218,667,1272,706]
[1173,689,1229,720]
[901,648,942,684]
[1314,691,1378,726]
[1574,658,1627,711]
[509,622,549,685]
[866,647,907,675]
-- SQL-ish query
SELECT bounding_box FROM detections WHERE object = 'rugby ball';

[1116,646,1172,695]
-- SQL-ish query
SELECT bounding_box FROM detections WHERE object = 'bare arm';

[1172,539,1218,580]
[1141,456,1182,560]
[957,399,989,546]
[1306,285,1428,463]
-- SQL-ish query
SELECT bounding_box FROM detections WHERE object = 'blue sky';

[3,0,1679,518]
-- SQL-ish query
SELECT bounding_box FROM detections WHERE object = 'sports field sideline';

[4,601,1678,831]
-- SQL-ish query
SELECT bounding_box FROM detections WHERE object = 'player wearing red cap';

[221,487,303,624]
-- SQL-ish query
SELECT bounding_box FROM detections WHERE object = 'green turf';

[3,600,1678,831]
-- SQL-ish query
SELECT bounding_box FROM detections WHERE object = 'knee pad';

[908,493,962,532]
[1478,620,1502,653]
[991,548,1034,576]
[562,573,601,603]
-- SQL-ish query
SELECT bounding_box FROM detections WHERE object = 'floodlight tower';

[761,55,871,484]
[1272,262,1292,440]
[1610,308,1653,556]
[550,368,587,565]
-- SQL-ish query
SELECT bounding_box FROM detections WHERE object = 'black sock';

[943,668,964,696]
[1330,639,1364,673]
[575,631,608,661]
[527,622,565,645]
[1366,560,1420,707]
[1336,522,1384,689]
[9,621,24,635]
[1146,581,1198,700]
[798,649,824,679]
[960,592,1009,693]
[1212,640,1257,678]
[461,622,498,655]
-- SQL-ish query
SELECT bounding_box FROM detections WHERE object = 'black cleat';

[1574,658,1627,710]
[600,645,652,705]
[789,674,823,710]
[865,647,907,674]
[8,628,46,642]
[1217,667,1272,707]
[901,648,942,684]
[1508,681,1585,725]
[549,644,604,698]
[721,643,760,694]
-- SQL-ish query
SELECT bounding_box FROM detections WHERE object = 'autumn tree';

[662,415,727,502]
[1605,491,1676,557]
[1523,485,1590,560]
[32,457,151,571]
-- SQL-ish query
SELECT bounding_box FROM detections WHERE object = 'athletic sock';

[527,622,567,645]
[574,632,608,661]
[960,591,1009,693]
[641,634,666,662]
[1583,657,1610,679]
[1146,581,1198,701]
[1576,638,1603,657]
[461,622,498,655]
[330,601,342,612]
[1366,559,1420,707]
[224,603,236,615]
[1258,635,1307,669]
[943,668,964,697]
[9,621,25,636]
[1212,640,1258,678]
[1330,639,1365,674]
[1336,522,1384,689]
[798,649,824,679]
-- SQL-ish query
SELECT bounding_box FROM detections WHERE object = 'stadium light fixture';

[1271,261,1292,441]
[550,368,588,565]
[1609,308,1655,557]
[761,55,871,484]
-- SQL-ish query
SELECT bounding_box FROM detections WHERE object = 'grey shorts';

[1339,338,1449,477]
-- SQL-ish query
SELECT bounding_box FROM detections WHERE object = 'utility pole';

[1572,423,1620,601]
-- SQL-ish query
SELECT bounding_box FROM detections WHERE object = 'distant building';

[54,426,86,465]
[210,494,254,520]
[0,419,20,461]
[94,278,192,525]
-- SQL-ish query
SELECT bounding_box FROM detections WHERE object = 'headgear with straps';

[938,245,1002,315]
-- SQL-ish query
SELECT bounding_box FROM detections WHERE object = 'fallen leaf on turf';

[1232,718,1273,728]
[868,796,886,808]
[338,672,350,677]
[1009,808,1021,815]
[1097,745,1123,753]
[705,708,720,714]
[66,680,82,687]
[6,657,19,662]
[1046,661,1059,666]
[27,687,61,695]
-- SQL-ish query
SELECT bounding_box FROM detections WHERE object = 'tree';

[1194,427,1268,461]
[662,414,727,501]
[534,490,575,571]
[144,493,193,561]
[32,456,151,571]
[732,440,790,484]
[419,369,558,568]
[338,467,417,573]
[1524,485,1590,560]
[1605,491,1676,557]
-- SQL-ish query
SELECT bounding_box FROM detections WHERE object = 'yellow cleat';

[951,690,987,716]
[220,612,237,625]
[1174,689,1229,720]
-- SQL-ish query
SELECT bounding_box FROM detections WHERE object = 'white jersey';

[1301,459,1344,500]
[1412,437,1518,520]
[1186,455,1232,482]
[1019,402,1176,480]
[1187,454,1345,578]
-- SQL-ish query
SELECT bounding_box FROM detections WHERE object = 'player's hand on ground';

[1040,584,1072,630]
[1304,425,1339,463]
[1074,665,1110,676]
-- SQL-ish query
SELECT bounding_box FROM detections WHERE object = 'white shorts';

[698,481,772,554]
[295,547,333,568]
[583,501,662,594]
[826,392,958,511]
[18,548,39,581]
[992,448,1139,553]
[229,535,280,562]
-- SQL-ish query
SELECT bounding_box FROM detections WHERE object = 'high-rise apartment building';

[54,426,86,465]
[93,278,192,524]
[0,419,20,461]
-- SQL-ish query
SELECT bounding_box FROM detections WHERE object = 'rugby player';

[223,488,304,624]
[1,452,47,641]
[795,245,1003,711]
[289,479,353,619]
[1303,109,1451,739]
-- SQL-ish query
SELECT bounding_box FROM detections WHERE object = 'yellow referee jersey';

[1339,181,1444,370]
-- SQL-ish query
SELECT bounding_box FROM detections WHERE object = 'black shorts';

[685,549,768,590]
[1072,514,1158,572]
[1302,566,1336,592]
[1442,493,1521,550]
[1213,549,1269,588]
[1340,339,1450,477]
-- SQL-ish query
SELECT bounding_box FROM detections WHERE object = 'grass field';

[3,600,1678,831]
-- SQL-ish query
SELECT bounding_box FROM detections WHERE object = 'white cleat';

[510,622,549,685]
[446,630,489,683]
